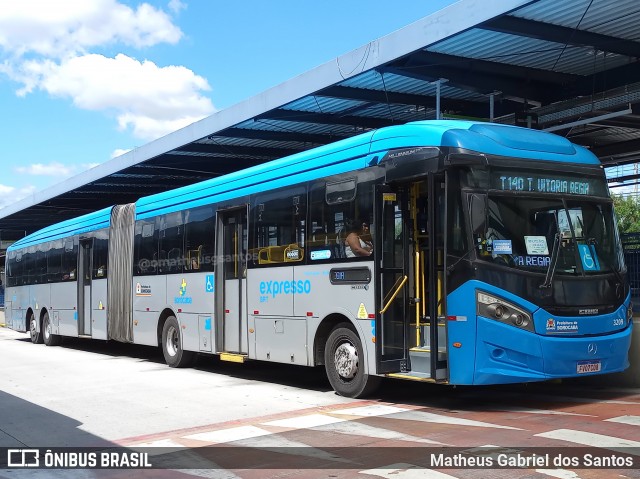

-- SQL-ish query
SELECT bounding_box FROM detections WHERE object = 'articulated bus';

[4,120,633,397]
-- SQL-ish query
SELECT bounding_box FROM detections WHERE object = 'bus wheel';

[29,313,43,344]
[324,325,380,398]
[43,311,62,346]
[161,316,194,368]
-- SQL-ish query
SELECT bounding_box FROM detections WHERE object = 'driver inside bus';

[344,219,373,257]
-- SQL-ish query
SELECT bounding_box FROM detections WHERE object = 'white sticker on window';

[524,236,549,255]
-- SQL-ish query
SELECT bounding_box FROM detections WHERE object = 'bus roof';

[9,121,599,250]
[9,206,112,251]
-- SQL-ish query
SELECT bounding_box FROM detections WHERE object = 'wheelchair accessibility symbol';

[578,245,600,272]
[205,274,215,293]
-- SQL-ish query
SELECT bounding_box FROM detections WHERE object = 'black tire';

[324,324,381,398]
[29,313,43,344]
[161,316,195,368]
[43,311,62,346]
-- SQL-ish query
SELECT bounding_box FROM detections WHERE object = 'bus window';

[134,219,158,275]
[184,206,215,273]
[308,178,374,262]
[62,238,78,281]
[92,231,109,279]
[47,240,63,282]
[159,212,184,274]
[251,187,306,266]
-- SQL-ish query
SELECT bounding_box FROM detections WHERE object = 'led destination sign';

[330,267,371,285]
[494,174,605,196]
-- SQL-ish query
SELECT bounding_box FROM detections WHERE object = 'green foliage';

[612,194,640,234]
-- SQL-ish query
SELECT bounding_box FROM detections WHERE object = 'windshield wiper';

[540,232,561,289]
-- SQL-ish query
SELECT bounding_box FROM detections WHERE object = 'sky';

[0,0,458,212]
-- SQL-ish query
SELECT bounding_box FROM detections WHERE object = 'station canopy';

[1,0,640,239]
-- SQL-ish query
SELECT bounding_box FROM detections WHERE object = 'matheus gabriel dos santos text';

[431,451,635,468]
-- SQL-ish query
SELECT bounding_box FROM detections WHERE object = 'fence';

[622,233,640,312]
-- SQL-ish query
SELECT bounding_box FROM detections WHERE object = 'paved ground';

[1,325,639,479]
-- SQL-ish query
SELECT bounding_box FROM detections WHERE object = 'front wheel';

[161,316,195,368]
[324,325,380,398]
[29,313,43,344]
[43,311,62,346]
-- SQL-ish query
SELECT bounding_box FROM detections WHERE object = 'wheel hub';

[166,326,178,357]
[334,342,358,379]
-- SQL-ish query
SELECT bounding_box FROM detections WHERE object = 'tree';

[612,194,640,234]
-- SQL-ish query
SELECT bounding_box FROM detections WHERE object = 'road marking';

[359,463,459,478]
[183,425,271,444]
[262,413,346,428]
[173,469,241,479]
[314,420,445,445]
[535,470,582,479]
[487,406,594,416]
[128,438,185,453]
[535,429,640,452]
[230,433,354,464]
[604,415,640,426]
[332,405,410,417]
[391,410,522,430]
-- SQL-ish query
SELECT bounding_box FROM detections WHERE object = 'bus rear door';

[78,238,93,336]
[215,206,249,357]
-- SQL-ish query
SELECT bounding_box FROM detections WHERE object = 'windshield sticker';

[492,239,512,254]
[524,236,549,255]
[578,244,600,271]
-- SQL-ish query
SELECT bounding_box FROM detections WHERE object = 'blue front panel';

[447,280,632,385]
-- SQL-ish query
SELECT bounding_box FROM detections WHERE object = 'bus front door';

[215,207,248,356]
[78,238,93,336]
[375,185,409,374]
[375,177,447,380]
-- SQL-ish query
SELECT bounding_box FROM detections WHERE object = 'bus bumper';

[472,317,632,385]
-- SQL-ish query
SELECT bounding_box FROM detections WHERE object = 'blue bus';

[4,120,632,397]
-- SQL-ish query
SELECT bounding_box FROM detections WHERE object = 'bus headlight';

[628,305,634,326]
[477,291,534,332]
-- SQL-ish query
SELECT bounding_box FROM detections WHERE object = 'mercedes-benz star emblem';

[587,343,597,355]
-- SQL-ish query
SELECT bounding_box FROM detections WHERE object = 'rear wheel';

[324,324,380,398]
[43,311,62,346]
[29,313,43,344]
[162,316,195,367]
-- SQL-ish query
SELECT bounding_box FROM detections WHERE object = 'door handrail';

[380,275,408,314]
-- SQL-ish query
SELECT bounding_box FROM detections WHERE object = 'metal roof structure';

[1,0,640,239]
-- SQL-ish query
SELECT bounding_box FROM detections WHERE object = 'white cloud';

[111,148,132,159]
[0,0,182,59]
[14,161,105,179]
[15,162,75,177]
[19,53,214,140]
[0,184,37,209]
[168,0,187,14]
[0,1,214,141]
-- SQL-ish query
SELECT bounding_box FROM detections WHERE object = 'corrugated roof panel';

[514,0,640,39]
[233,119,365,137]
[283,96,365,113]
[204,136,319,150]
[430,29,562,69]
[339,70,488,102]
[429,28,629,75]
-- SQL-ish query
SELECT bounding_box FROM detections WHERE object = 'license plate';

[577,360,601,374]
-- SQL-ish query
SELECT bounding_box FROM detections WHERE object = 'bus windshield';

[469,194,625,276]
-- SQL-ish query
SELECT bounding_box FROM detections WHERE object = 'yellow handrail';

[380,275,408,314]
